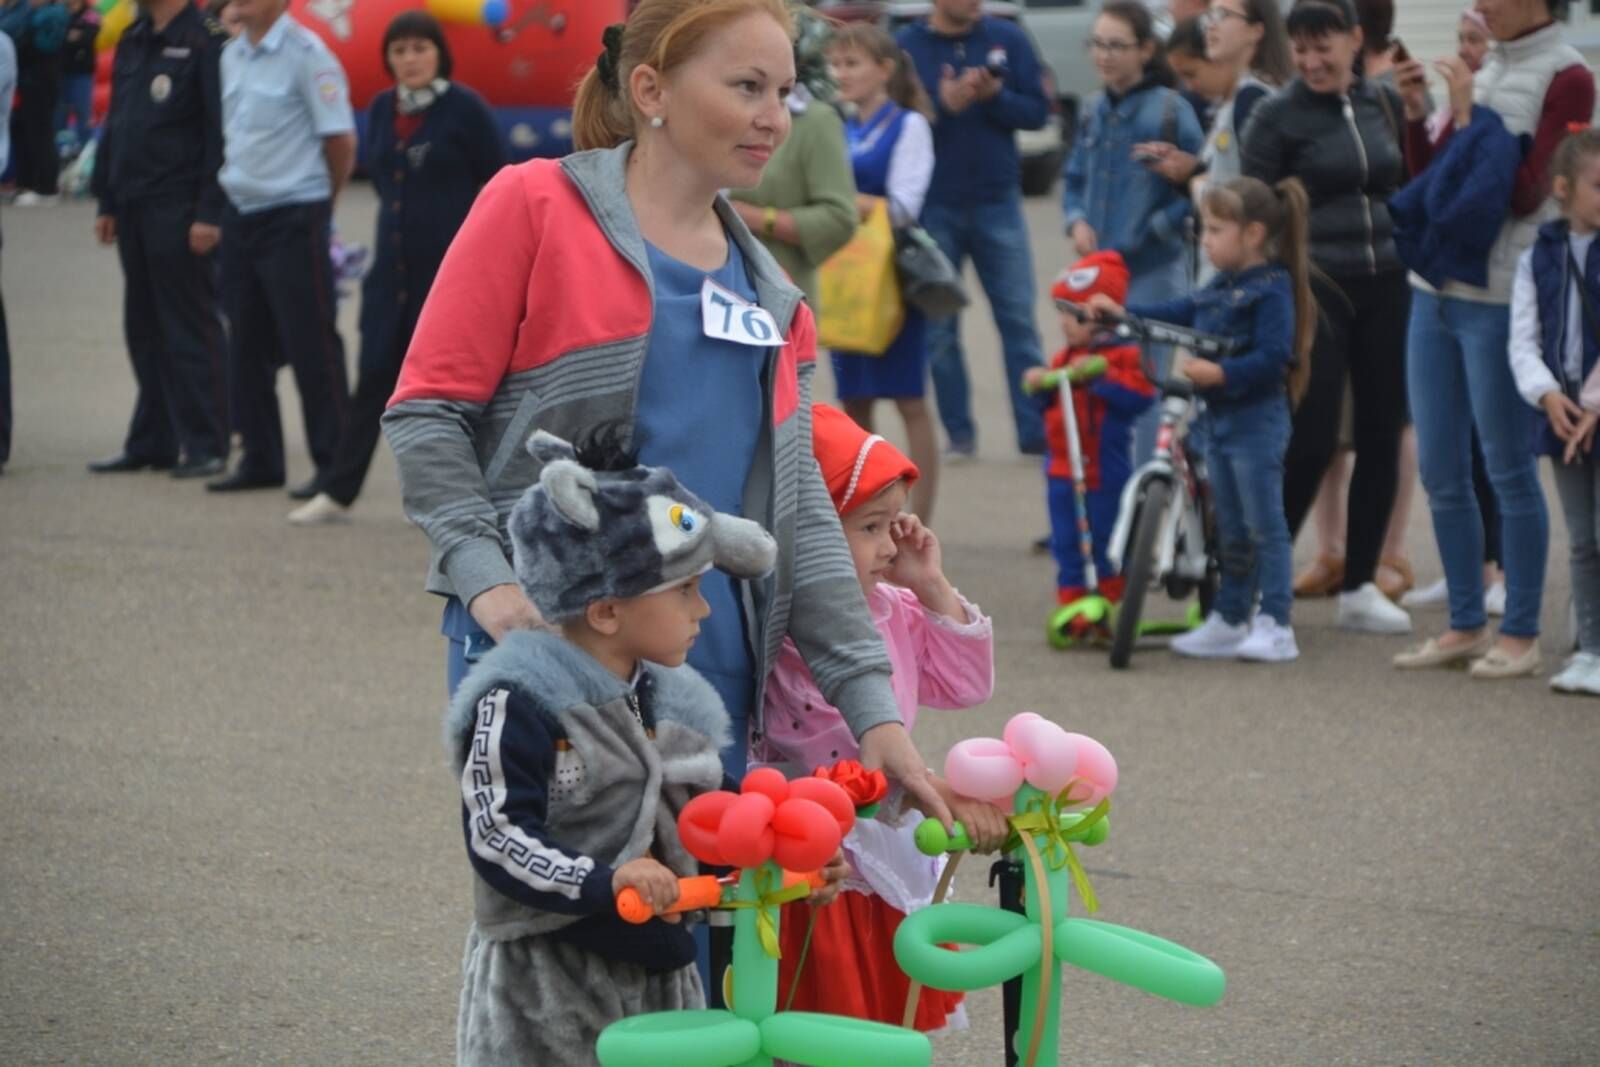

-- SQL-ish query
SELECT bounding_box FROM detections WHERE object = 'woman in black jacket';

[289,11,505,525]
[1241,0,1412,633]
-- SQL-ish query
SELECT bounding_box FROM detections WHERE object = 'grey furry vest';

[444,631,730,942]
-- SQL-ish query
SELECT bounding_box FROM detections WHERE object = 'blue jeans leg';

[967,194,1046,453]
[1454,300,1547,637]
[920,202,975,448]
[1047,474,1086,592]
[1208,426,1254,626]
[1127,258,1189,464]
[1408,289,1490,633]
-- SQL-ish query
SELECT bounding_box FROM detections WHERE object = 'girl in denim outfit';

[1089,176,1316,663]
[1063,0,1203,464]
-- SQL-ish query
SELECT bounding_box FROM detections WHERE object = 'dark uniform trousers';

[222,200,348,483]
[318,316,411,506]
[0,206,10,468]
[117,197,228,463]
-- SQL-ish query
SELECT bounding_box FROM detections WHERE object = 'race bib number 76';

[701,278,780,347]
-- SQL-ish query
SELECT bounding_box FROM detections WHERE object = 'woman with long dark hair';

[1062,0,1203,462]
[1241,0,1414,635]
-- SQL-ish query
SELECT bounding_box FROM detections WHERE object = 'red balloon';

[679,791,737,867]
[740,767,790,807]
[786,777,857,836]
[771,798,843,872]
[718,792,777,868]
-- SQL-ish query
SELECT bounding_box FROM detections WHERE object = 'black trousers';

[318,321,413,505]
[116,198,228,463]
[0,206,10,468]
[13,67,61,196]
[1283,268,1412,590]
[222,201,347,482]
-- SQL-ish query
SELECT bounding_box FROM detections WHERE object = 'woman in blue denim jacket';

[1089,176,1317,664]
[1063,0,1203,463]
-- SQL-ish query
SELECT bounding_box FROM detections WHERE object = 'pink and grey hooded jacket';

[382,141,900,738]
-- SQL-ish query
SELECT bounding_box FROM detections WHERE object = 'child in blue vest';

[1510,128,1600,696]
[1088,176,1316,663]
[1024,251,1153,632]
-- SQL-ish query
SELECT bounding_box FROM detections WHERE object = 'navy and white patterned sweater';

[445,630,731,971]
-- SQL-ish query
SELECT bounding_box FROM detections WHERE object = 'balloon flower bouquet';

[597,768,933,1067]
[895,713,1226,1067]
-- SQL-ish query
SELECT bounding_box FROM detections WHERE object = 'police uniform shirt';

[218,12,354,215]
[90,4,227,223]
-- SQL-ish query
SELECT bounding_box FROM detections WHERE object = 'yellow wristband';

[762,206,777,237]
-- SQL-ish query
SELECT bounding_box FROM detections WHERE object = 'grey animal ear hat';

[508,430,779,625]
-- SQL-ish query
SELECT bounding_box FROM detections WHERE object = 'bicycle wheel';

[1110,478,1170,670]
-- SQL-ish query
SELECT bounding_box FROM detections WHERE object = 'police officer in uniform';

[89,0,229,478]
[209,0,355,495]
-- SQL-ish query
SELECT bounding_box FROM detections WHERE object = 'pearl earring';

[650,116,665,129]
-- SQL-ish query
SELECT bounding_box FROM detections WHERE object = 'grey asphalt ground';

[2,189,1598,1067]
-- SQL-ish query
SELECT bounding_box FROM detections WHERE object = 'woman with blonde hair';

[383,0,948,848]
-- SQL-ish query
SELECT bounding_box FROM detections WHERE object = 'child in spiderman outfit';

[1024,251,1155,628]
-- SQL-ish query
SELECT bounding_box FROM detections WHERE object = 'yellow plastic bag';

[816,200,904,356]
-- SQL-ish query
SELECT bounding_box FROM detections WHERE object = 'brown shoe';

[1375,556,1414,601]
[1293,553,1345,598]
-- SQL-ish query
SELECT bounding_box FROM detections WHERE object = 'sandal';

[1293,553,1345,598]
[1375,556,1414,602]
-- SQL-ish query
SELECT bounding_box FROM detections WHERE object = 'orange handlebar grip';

[616,874,726,924]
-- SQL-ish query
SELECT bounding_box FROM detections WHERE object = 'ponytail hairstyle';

[1099,0,1176,90]
[1202,176,1317,406]
[831,21,934,121]
[572,0,795,151]
[1549,126,1600,208]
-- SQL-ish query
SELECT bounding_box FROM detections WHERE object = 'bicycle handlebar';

[1053,299,1237,358]
[615,869,824,924]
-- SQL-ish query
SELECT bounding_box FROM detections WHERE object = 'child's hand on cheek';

[887,515,965,619]
[613,858,683,922]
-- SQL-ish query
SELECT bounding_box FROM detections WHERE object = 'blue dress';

[832,101,928,400]
[635,237,764,778]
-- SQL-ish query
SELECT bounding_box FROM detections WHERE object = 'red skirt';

[776,890,963,1032]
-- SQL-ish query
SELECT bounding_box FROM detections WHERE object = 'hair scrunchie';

[595,23,624,92]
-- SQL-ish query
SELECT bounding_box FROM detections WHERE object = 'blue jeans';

[1127,257,1190,465]
[1407,289,1547,637]
[921,194,1045,453]
[55,73,94,154]
[1206,398,1293,626]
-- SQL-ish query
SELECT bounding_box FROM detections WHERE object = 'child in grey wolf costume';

[444,429,778,1066]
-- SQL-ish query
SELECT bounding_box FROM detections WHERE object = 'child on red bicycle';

[1024,251,1154,631]
[1088,177,1315,663]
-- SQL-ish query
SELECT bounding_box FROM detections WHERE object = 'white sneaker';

[287,492,350,525]
[1576,657,1600,697]
[1170,613,1249,658]
[12,191,58,206]
[1400,578,1447,609]
[1337,582,1413,634]
[1235,616,1299,662]
[1484,581,1506,617]
[1549,652,1600,693]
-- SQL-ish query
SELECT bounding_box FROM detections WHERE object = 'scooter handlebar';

[615,869,825,923]
[913,812,1110,856]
